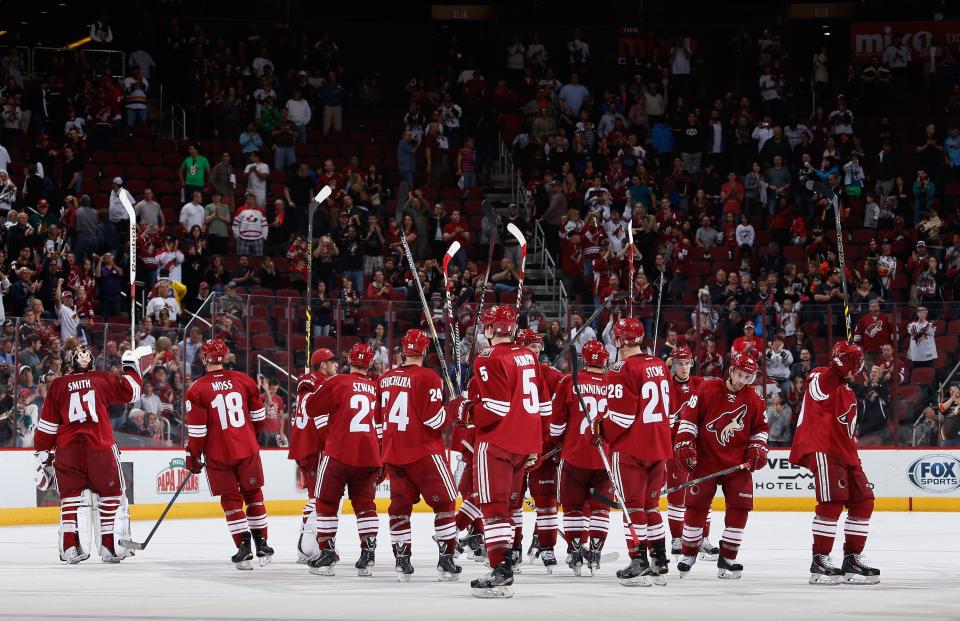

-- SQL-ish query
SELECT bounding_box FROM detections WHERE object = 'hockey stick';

[459,439,560,471]
[551,291,630,367]
[119,470,194,551]
[118,192,138,345]
[627,222,635,318]
[806,180,851,342]
[396,202,457,398]
[470,201,499,359]
[652,245,673,349]
[304,186,333,373]
[506,222,527,317]
[588,462,749,509]
[570,349,641,548]
[442,241,463,394]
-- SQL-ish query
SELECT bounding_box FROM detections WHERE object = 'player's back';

[790,367,860,467]
[38,370,141,451]
[604,354,673,460]
[552,370,608,470]
[185,369,264,462]
[312,372,382,467]
[288,373,328,461]
[472,343,549,455]
[681,378,766,470]
[379,364,446,464]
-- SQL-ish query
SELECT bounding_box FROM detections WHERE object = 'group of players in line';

[33,304,880,598]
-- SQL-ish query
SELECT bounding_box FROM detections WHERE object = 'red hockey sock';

[483,518,512,567]
[456,498,482,531]
[435,509,458,553]
[667,503,685,539]
[681,506,708,557]
[719,508,748,560]
[243,489,268,540]
[221,494,248,547]
[389,514,412,553]
[60,492,84,551]
[511,508,523,547]
[563,510,586,549]
[355,509,379,545]
[812,502,843,555]
[535,506,558,548]
[843,516,870,555]
[301,498,315,526]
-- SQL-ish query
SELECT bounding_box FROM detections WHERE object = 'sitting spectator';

[145,279,181,322]
[938,386,960,446]
[766,393,794,447]
[731,319,764,362]
[790,348,814,380]
[490,257,520,302]
[133,381,162,416]
[365,270,393,300]
[907,306,938,368]
[698,336,724,378]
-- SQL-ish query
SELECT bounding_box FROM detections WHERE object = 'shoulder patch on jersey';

[610,361,625,372]
[477,347,493,357]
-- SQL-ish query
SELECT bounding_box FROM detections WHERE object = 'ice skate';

[231,532,254,570]
[307,548,338,576]
[470,560,514,599]
[61,545,90,565]
[567,539,584,577]
[252,530,274,567]
[526,533,541,561]
[677,554,698,578]
[650,543,670,586]
[437,553,461,582]
[841,554,880,585]
[699,536,720,560]
[296,532,319,564]
[671,536,682,558]
[458,529,485,562]
[809,553,844,585]
[99,537,125,564]
[616,551,654,587]
[717,555,743,580]
[509,545,523,573]
[586,537,604,575]
[355,536,377,577]
[395,551,414,583]
[539,547,557,573]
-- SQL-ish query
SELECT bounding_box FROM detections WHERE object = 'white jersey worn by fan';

[906,320,937,362]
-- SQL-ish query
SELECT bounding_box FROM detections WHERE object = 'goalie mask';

[72,345,94,373]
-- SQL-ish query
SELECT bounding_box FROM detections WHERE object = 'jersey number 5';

[212,392,245,429]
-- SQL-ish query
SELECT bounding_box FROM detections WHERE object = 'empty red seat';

[910,367,935,386]
[251,335,275,350]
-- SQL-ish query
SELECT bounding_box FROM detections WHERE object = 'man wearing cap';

[108,177,134,237]
[732,320,765,364]
[54,278,81,342]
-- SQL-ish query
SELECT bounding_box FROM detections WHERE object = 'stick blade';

[119,539,144,551]
[442,241,461,274]
[506,222,526,247]
[314,186,332,205]
[118,190,136,220]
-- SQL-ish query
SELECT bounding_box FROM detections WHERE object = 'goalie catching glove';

[34,450,55,491]
[122,346,157,377]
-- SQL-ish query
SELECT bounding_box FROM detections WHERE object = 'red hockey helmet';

[348,342,374,369]
[515,328,544,348]
[728,350,759,383]
[672,345,694,361]
[581,339,609,368]
[72,344,94,373]
[829,340,864,378]
[401,329,431,357]
[481,305,518,337]
[612,317,645,346]
[310,348,335,367]
[199,338,229,366]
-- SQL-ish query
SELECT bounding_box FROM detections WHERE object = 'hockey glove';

[674,440,698,472]
[34,450,55,491]
[445,396,471,425]
[122,345,157,377]
[745,443,768,472]
[524,453,539,469]
[185,452,205,474]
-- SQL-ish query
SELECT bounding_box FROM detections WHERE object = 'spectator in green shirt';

[204,193,232,256]
[178,144,210,201]
[258,95,280,142]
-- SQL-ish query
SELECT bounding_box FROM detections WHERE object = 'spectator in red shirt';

[699,336,724,378]
[258,376,286,447]
[442,208,470,272]
[365,270,394,300]
[731,319,765,362]
[853,298,894,365]
[721,171,744,213]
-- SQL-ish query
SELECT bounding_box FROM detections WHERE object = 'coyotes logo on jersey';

[705,404,747,446]
[837,402,857,438]
[864,319,884,338]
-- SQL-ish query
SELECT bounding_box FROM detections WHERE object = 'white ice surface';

[0,511,957,621]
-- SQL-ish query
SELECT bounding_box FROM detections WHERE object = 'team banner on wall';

[850,21,960,63]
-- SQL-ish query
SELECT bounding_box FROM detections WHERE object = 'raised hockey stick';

[652,245,673,349]
[118,191,138,345]
[627,221,635,318]
[551,291,630,367]
[119,470,194,551]
[570,350,641,548]
[304,185,333,373]
[806,179,851,342]
[442,241,463,394]
[396,202,457,398]
[588,462,749,508]
[506,222,527,317]
[470,201,499,359]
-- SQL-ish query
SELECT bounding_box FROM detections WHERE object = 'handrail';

[170,103,187,140]
[257,353,291,378]
[31,46,125,79]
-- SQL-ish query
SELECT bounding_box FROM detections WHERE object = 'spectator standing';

[764,335,793,396]
[97,253,124,317]
[178,145,210,201]
[243,151,270,208]
[907,306,937,367]
[285,88,312,144]
[232,194,268,256]
[558,73,589,118]
[320,71,345,135]
[155,237,184,283]
[397,129,419,187]
[108,177,134,238]
[239,122,264,158]
[766,394,794,447]
[203,193,232,256]
[134,188,164,228]
[179,191,205,234]
[210,152,236,209]
[939,386,960,446]
[122,68,149,127]
[272,109,297,173]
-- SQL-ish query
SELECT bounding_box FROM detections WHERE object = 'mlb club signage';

[850,21,960,63]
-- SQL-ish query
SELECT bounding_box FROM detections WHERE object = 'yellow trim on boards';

[2,496,959,527]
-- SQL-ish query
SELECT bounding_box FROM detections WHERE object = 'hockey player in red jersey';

[790,340,880,584]
[601,317,674,586]
[289,348,338,563]
[379,328,462,582]
[306,342,383,577]
[674,351,769,580]
[34,344,150,563]
[184,338,272,570]
[550,339,615,576]
[463,305,550,598]
[514,328,563,571]
[450,376,487,562]
[666,346,718,559]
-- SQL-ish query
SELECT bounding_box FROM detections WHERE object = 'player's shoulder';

[477,346,494,358]
[609,360,626,372]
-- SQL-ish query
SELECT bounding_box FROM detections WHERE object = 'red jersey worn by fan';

[853,312,893,353]
[36,370,142,452]
[185,370,265,464]
[676,378,767,473]
[379,364,447,465]
[789,368,860,467]
[309,372,382,468]
[550,371,608,471]
[602,355,673,460]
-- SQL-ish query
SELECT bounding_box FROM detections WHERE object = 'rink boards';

[0,448,957,525]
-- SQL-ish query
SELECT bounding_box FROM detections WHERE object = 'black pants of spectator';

[102,293,123,318]
[912,359,934,368]
[542,222,560,262]
[208,235,229,257]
